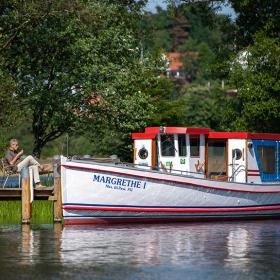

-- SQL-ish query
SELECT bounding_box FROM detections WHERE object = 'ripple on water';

[0,221,280,279]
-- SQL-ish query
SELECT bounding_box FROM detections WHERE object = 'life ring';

[195,160,204,173]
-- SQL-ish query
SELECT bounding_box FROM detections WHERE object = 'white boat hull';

[60,157,280,225]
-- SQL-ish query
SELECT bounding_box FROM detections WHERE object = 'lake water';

[0,221,280,279]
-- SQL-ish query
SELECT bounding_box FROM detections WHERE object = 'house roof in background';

[166,52,197,71]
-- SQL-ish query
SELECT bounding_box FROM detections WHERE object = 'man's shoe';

[35,184,48,190]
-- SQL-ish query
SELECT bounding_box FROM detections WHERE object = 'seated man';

[5,139,47,189]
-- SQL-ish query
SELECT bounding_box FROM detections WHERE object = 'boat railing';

[228,164,247,182]
[69,156,205,178]
[69,157,250,182]
[117,162,249,182]
[112,161,205,176]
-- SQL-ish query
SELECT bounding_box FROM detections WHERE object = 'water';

[0,221,280,279]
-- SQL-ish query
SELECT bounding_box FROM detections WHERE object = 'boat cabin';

[132,127,280,184]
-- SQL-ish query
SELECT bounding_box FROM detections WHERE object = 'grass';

[0,201,21,224]
[0,200,54,224]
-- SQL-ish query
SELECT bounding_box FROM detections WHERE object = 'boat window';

[232,149,242,160]
[190,135,200,157]
[138,147,148,160]
[160,134,175,157]
[257,145,276,174]
[178,134,187,157]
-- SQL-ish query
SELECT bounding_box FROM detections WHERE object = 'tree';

[169,11,190,51]
[224,34,280,133]
[229,0,280,48]
[0,56,20,155]
[180,84,227,130]
[148,77,187,126]
[0,0,159,157]
[141,7,172,52]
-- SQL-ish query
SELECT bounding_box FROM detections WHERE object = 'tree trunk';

[33,140,44,159]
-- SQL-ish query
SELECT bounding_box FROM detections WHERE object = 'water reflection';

[60,222,280,270]
[20,224,35,265]
[225,228,251,271]
[0,221,280,279]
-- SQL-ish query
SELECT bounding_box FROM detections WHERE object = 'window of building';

[160,134,175,157]
[257,145,276,174]
[178,134,187,157]
[190,135,200,157]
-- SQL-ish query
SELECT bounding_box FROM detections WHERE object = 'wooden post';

[21,167,31,224]
[53,160,62,223]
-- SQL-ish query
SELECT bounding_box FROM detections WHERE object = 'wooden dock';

[0,187,53,199]
[0,160,62,224]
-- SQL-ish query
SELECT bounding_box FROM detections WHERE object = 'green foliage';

[230,0,280,48]
[0,58,21,156]
[149,77,185,126]
[225,34,280,132]
[180,40,215,81]
[141,8,172,52]
[0,0,159,158]
[3,0,279,162]
[148,77,226,131]
[143,3,234,81]
[181,84,227,130]
[142,4,198,51]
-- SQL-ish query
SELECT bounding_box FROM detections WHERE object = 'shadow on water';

[0,221,280,279]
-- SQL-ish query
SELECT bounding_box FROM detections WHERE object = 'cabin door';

[228,139,247,183]
[253,140,280,182]
[207,139,227,179]
[177,134,188,173]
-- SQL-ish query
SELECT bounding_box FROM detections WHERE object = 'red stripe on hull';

[61,164,280,193]
[63,205,280,213]
[64,215,280,225]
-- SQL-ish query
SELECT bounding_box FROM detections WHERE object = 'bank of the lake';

[0,200,53,224]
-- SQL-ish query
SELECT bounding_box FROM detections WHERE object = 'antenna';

[66,133,69,157]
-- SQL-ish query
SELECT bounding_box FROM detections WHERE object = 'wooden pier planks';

[0,162,62,224]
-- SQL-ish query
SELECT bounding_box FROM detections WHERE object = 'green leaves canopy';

[0,0,158,157]
[227,34,280,132]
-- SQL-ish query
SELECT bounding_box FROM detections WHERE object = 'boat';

[60,126,280,225]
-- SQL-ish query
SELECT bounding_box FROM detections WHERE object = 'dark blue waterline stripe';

[64,213,280,219]
[63,202,280,209]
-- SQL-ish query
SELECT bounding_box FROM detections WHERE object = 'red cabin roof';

[132,127,210,140]
[132,127,280,141]
[208,132,280,141]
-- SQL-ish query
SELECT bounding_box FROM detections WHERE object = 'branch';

[42,129,65,144]
[0,19,31,51]
[1,13,50,51]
